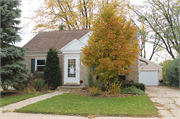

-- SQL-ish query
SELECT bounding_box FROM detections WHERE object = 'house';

[23,29,158,87]
[139,56,163,86]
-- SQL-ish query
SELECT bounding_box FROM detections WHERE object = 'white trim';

[139,56,163,68]
[25,51,62,56]
[60,39,85,52]
[79,31,91,42]
[140,69,158,72]
[35,57,46,72]
[64,54,80,85]
[62,50,82,54]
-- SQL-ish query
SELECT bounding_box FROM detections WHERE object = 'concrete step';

[57,86,85,91]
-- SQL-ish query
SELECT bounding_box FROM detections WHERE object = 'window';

[35,58,46,72]
[68,59,76,77]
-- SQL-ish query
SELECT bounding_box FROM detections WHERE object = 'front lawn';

[1,93,45,106]
[15,93,158,116]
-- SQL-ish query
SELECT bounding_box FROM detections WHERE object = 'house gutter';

[24,51,62,56]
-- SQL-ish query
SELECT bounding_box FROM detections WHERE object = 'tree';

[44,47,61,89]
[32,0,128,32]
[165,56,180,87]
[81,4,139,92]
[133,22,162,60]
[0,0,28,91]
[133,22,148,58]
[129,0,180,59]
[159,60,171,84]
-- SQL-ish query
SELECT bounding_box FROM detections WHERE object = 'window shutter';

[31,59,35,73]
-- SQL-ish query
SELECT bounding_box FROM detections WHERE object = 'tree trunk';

[109,79,111,90]
[1,84,8,91]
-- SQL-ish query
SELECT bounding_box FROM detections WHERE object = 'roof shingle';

[23,29,90,52]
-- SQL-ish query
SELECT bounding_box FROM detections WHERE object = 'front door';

[64,55,80,85]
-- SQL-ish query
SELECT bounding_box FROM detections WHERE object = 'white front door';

[64,55,80,85]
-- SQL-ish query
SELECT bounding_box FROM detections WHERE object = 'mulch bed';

[1,91,47,98]
[69,89,134,98]
[1,91,29,97]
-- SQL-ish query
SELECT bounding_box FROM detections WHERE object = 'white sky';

[16,0,171,63]
[16,0,43,47]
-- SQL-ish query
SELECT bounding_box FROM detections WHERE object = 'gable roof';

[139,56,163,68]
[23,29,90,52]
[61,38,85,52]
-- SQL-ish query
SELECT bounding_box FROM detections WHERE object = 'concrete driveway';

[146,86,180,119]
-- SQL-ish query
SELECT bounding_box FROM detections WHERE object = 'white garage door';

[139,70,158,86]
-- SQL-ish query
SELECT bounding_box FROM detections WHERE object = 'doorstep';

[57,85,85,91]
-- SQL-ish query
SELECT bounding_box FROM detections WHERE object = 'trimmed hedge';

[121,82,145,91]
[121,86,146,95]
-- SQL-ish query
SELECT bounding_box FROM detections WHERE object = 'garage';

[139,70,158,86]
[139,56,163,86]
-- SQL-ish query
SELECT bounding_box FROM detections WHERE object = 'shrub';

[26,84,36,94]
[89,86,101,96]
[160,60,171,84]
[13,82,25,91]
[13,71,44,91]
[44,47,62,90]
[166,56,180,87]
[109,82,122,94]
[32,79,48,91]
[87,69,94,87]
[31,71,44,80]
[94,80,107,91]
[121,82,145,91]
[121,86,146,95]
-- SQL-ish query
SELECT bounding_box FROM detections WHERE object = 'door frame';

[64,54,80,85]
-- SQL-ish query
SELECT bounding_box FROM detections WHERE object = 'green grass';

[1,93,45,107]
[15,93,158,116]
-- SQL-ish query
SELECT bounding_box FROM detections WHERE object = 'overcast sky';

[16,0,42,47]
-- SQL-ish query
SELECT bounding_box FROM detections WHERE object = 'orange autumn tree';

[81,4,139,93]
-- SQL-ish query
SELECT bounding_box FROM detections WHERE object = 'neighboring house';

[23,29,141,86]
[139,56,163,86]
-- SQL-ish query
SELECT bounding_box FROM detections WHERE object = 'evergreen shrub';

[121,82,145,91]
[121,86,146,95]
[44,47,62,90]
[88,69,94,87]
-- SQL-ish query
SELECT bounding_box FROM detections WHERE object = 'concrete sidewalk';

[0,112,160,119]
